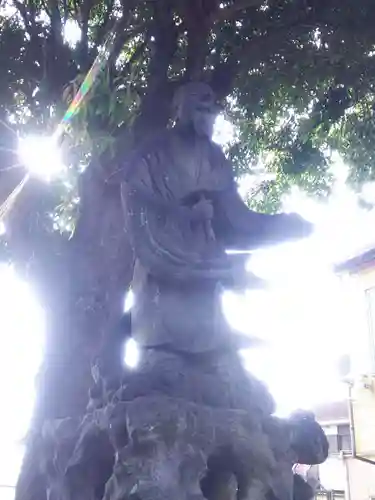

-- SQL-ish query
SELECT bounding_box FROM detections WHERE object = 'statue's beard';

[193,111,216,139]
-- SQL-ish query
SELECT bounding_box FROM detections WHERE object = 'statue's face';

[174,83,219,138]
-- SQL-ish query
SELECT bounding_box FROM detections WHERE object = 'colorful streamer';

[55,29,117,138]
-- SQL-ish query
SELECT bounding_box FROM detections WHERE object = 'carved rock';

[115,349,275,417]
[104,396,275,500]
[39,396,279,500]
[38,394,327,500]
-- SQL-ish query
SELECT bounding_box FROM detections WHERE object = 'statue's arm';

[289,411,329,465]
[212,148,313,249]
[122,165,194,223]
[117,137,198,223]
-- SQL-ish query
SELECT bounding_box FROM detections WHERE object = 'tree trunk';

[11,163,134,500]
[11,22,175,487]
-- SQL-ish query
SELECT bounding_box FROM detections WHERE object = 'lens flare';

[18,135,65,181]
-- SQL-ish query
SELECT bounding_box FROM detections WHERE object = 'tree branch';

[80,0,97,56]
[47,0,62,44]
[214,0,265,22]
[209,59,239,100]
[108,22,145,69]
[119,39,147,76]
[13,0,33,33]
[37,0,52,18]
[71,0,79,20]
[132,1,179,139]
[62,0,68,24]
[95,0,115,46]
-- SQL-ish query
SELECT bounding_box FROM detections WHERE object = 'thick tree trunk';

[9,10,177,485]
[10,164,134,500]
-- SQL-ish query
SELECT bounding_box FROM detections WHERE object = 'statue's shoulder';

[129,130,168,157]
[124,129,173,181]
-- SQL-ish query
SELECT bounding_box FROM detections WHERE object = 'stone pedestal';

[36,347,327,500]
[105,396,274,500]
[40,394,279,500]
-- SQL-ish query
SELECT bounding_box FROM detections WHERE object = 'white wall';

[346,457,375,500]
[339,271,375,376]
[319,454,375,500]
[319,457,346,491]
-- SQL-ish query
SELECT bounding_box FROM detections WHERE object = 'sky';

[0,266,44,490]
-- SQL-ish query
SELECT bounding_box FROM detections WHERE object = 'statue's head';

[173,82,219,138]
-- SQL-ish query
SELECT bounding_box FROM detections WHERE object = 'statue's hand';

[192,198,214,222]
[280,213,313,240]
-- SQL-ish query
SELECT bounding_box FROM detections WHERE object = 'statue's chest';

[163,139,215,197]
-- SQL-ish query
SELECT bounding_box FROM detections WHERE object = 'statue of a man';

[84,82,323,500]
[120,82,312,354]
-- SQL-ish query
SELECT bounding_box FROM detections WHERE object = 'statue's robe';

[122,129,302,282]
[120,128,307,352]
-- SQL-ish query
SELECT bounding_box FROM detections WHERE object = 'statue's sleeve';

[121,138,190,218]
[290,416,328,465]
[121,142,231,282]
[211,147,312,250]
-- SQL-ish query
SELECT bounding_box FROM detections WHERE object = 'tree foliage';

[2,0,375,219]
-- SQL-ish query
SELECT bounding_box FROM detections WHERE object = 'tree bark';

[10,161,134,500]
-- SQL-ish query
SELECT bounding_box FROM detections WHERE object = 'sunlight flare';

[18,135,65,181]
[124,339,140,369]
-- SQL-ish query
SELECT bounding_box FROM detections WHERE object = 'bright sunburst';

[18,135,65,181]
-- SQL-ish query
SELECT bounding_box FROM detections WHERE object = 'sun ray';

[0,175,30,220]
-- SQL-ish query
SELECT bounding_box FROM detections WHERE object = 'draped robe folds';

[120,128,304,352]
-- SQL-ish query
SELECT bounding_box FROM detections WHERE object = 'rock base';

[39,395,285,500]
[35,349,327,500]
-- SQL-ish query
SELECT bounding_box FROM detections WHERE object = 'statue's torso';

[138,129,230,202]
[127,129,234,353]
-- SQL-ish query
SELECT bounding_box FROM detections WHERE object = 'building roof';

[313,400,349,425]
[335,246,375,274]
